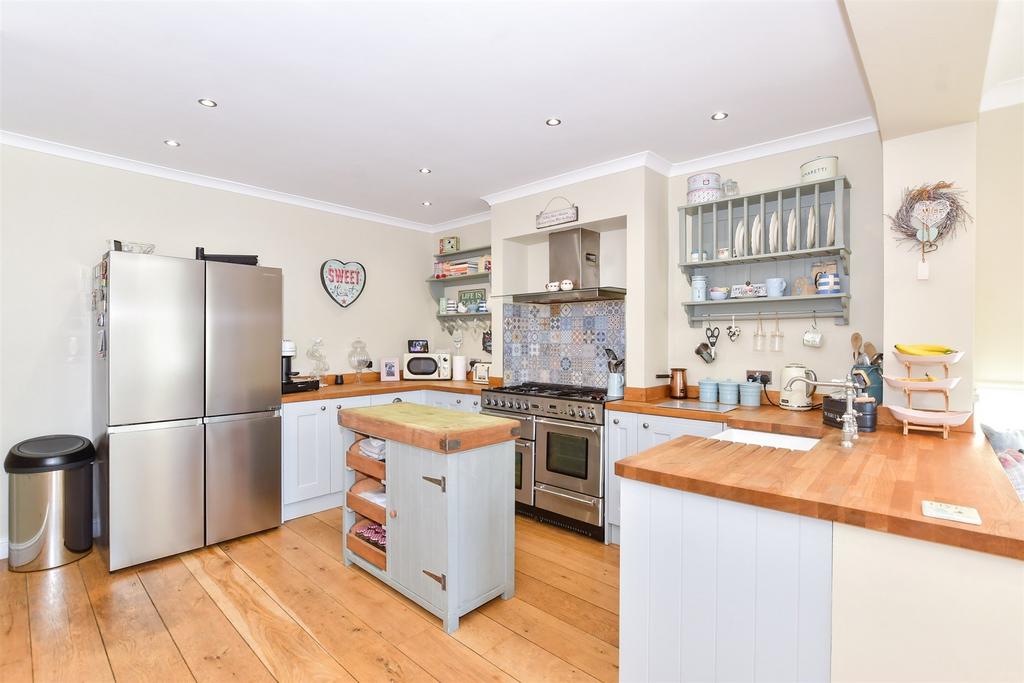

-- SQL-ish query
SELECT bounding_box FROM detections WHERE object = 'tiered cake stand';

[883,350,972,439]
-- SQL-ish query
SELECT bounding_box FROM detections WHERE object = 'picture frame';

[407,339,429,353]
[439,236,460,254]
[380,357,400,382]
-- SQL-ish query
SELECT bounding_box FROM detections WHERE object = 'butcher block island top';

[340,403,519,453]
[616,428,1024,560]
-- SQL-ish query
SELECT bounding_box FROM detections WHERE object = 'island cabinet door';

[281,401,332,504]
[387,444,449,611]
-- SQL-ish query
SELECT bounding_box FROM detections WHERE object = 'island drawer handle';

[422,475,447,493]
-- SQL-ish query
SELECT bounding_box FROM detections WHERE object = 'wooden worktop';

[608,399,828,437]
[282,379,484,403]
[340,403,519,454]
[616,428,1024,560]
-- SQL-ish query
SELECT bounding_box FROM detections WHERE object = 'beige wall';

[431,220,492,366]
[882,123,977,411]
[0,145,442,551]
[489,167,662,386]
[831,523,1024,683]
[976,103,1024,385]
[667,133,884,389]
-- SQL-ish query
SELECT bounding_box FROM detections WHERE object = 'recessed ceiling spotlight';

[163,139,181,147]
[197,98,218,108]
[545,118,562,126]
[418,168,432,174]
[421,201,432,207]
[710,111,729,121]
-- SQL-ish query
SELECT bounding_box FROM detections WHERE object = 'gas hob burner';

[481,382,616,424]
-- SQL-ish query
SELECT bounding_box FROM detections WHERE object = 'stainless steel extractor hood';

[507,226,626,304]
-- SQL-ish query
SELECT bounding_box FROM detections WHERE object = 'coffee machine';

[281,339,319,394]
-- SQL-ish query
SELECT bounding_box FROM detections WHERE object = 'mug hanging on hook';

[803,311,823,347]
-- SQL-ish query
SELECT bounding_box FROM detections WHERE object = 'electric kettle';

[780,362,817,411]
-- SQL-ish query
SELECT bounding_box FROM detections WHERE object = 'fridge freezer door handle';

[203,410,281,424]
[108,418,204,434]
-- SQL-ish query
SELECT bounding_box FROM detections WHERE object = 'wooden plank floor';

[0,512,619,682]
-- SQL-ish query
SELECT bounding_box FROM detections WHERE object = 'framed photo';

[407,339,429,353]
[439,236,460,254]
[457,288,486,310]
[380,357,400,382]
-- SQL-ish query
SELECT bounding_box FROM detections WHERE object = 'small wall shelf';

[678,177,852,327]
[682,294,849,327]
[428,246,491,299]
[433,245,492,261]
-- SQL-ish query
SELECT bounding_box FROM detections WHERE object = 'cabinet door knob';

[320,406,326,411]
[336,404,341,409]
[389,510,397,519]
[642,422,649,429]
[456,399,462,404]
[473,401,479,406]
[393,397,402,403]
[613,418,620,425]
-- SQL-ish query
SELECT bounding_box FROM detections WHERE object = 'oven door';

[403,354,439,378]
[514,440,535,506]
[534,417,602,498]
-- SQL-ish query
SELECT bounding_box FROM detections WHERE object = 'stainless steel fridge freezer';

[204,261,282,544]
[95,252,283,571]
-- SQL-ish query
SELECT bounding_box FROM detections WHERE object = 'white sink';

[710,428,819,451]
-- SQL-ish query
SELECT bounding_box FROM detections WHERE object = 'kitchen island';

[615,428,1024,683]
[339,403,519,633]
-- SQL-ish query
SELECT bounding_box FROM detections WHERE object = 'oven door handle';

[535,483,598,506]
[534,417,601,433]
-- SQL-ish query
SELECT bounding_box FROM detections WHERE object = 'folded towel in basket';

[359,438,386,459]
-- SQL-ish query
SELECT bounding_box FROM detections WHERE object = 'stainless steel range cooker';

[481,382,616,541]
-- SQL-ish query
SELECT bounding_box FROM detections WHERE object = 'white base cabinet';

[282,390,480,521]
[343,439,515,633]
[281,396,370,520]
[605,410,724,543]
[620,479,833,683]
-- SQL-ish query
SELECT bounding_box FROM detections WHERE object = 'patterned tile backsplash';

[502,301,626,387]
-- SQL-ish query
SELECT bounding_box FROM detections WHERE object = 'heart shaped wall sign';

[911,199,951,228]
[320,259,366,308]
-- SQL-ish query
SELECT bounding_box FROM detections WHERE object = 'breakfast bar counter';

[615,423,1024,683]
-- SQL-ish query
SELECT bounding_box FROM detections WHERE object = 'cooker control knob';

[501,400,508,408]
[588,409,596,419]
[568,408,576,417]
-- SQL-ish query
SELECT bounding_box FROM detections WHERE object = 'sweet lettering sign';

[320,259,366,308]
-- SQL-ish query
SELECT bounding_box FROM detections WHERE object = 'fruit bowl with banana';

[892,344,964,365]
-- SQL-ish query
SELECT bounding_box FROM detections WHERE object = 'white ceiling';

[1,1,873,227]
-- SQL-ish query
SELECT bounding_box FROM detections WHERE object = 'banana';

[895,344,957,356]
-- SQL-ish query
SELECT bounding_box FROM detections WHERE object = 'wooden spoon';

[863,341,878,360]
[851,332,863,361]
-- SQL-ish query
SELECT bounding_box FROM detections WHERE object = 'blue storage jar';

[739,381,762,407]
[718,380,740,405]
[698,378,718,403]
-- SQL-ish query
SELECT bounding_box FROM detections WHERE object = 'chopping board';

[340,403,520,454]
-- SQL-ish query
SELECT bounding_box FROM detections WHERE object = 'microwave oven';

[402,353,452,380]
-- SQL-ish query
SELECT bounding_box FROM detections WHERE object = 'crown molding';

[480,150,672,206]
[426,211,492,233]
[477,118,877,206]
[0,131,443,232]
[668,117,879,176]
[980,77,1024,112]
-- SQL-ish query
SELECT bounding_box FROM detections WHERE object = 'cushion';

[981,423,1024,453]
[995,448,1024,502]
